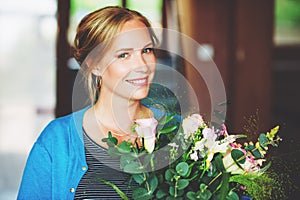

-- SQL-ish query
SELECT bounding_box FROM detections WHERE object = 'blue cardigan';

[17,107,89,199]
[17,106,169,199]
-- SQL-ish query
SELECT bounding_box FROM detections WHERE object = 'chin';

[131,88,150,100]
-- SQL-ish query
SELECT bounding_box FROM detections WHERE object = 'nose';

[132,51,150,73]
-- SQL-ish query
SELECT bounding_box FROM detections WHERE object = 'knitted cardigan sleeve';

[17,141,52,200]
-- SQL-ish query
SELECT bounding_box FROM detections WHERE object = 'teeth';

[127,78,147,85]
[131,79,145,84]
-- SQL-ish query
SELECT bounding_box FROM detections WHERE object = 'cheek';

[105,64,129,80]
[147,57,156,72]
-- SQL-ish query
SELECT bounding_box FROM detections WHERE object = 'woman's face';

[96,20,156,101]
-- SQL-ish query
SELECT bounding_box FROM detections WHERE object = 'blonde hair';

[73,6,158,104]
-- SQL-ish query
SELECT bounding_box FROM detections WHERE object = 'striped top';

[74,130,134,199]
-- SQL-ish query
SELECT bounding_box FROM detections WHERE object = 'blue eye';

[118,53,129,59]
[142,48,153,54]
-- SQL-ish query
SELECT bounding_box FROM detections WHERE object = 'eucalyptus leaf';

[156,189,167,199]
[186,191,197,200]
[231,149,246,164]
[176,162,189,177]
[132,173,146,185]
[226,190,239,200]
[107,147,121,158]
[197,186,212,200]
[169,186,175,196]
[142,154,152,167]
[132,187,153,200]
[117,141,132,153]
[177,179,189,190]
[124,161,144,174]
[165,169,174,181]
[259,133,268,149]
[107,140,117,147]
[120,154,136,169]
[149,174,158,194]
[245,144,262,158]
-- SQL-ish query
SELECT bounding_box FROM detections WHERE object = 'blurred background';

[0,0,299,199]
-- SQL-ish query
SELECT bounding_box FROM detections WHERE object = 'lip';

[126,77,149,86]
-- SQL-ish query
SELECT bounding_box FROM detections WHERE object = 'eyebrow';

[115,42,153,53]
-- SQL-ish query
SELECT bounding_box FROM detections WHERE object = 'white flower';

[200,127,231,166]
[182,114,205,139]
[168,142,179,148]
[190,150,199,161]
[135,118,158,153]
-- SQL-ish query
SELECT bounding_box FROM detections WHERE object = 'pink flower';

[182,114,205,139]
[134,118,158,153]
[220,124,229,137]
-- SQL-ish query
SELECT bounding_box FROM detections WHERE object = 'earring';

[96,76,102,89]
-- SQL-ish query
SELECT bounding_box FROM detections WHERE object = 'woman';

[18,6,161,199]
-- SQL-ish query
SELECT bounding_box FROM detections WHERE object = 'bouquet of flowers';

[102,113,281,200]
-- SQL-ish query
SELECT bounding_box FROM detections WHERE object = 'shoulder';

[36,107,87,147]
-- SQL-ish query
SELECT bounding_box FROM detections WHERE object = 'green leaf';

[160,115,175,124]
[106,131,118,146]
[231,149,246,164]
[132,174,146,184]
[165,169,174,181]
[245,144,262,158]
[169,186,175,196]
[159,125,178,134]
[186,191,197,200]
[120,154,136,169]
[107,147,121,158]
[117,141,132,153]
[268,126,279,140]
[149,175,158,194]
[226,190,239,200]
[215,153,226,172]
[177,179,189,190]
[198,184,212,200]
[166,197,183,200]
[219,172,230,200]
[142,154,152,168]
[97,178,129,200]
[107,140,117,147]
[176,162,189,177]
[199,183,206,190]
[156,189,167,199]
[259,133,269,149]
[132,187,153,200]
[124,161,144,174]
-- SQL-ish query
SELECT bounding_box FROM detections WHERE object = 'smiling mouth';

[126,77,148,86]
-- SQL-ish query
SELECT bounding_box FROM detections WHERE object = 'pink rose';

[134,118,158,153]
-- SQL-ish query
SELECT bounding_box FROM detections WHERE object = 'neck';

[93,90,143,134]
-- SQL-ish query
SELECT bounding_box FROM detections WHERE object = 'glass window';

[68,0,163,46]
[274,0,300,45]
[127,0,163,27]
[68,0,122,45]
[0,0,56,198]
